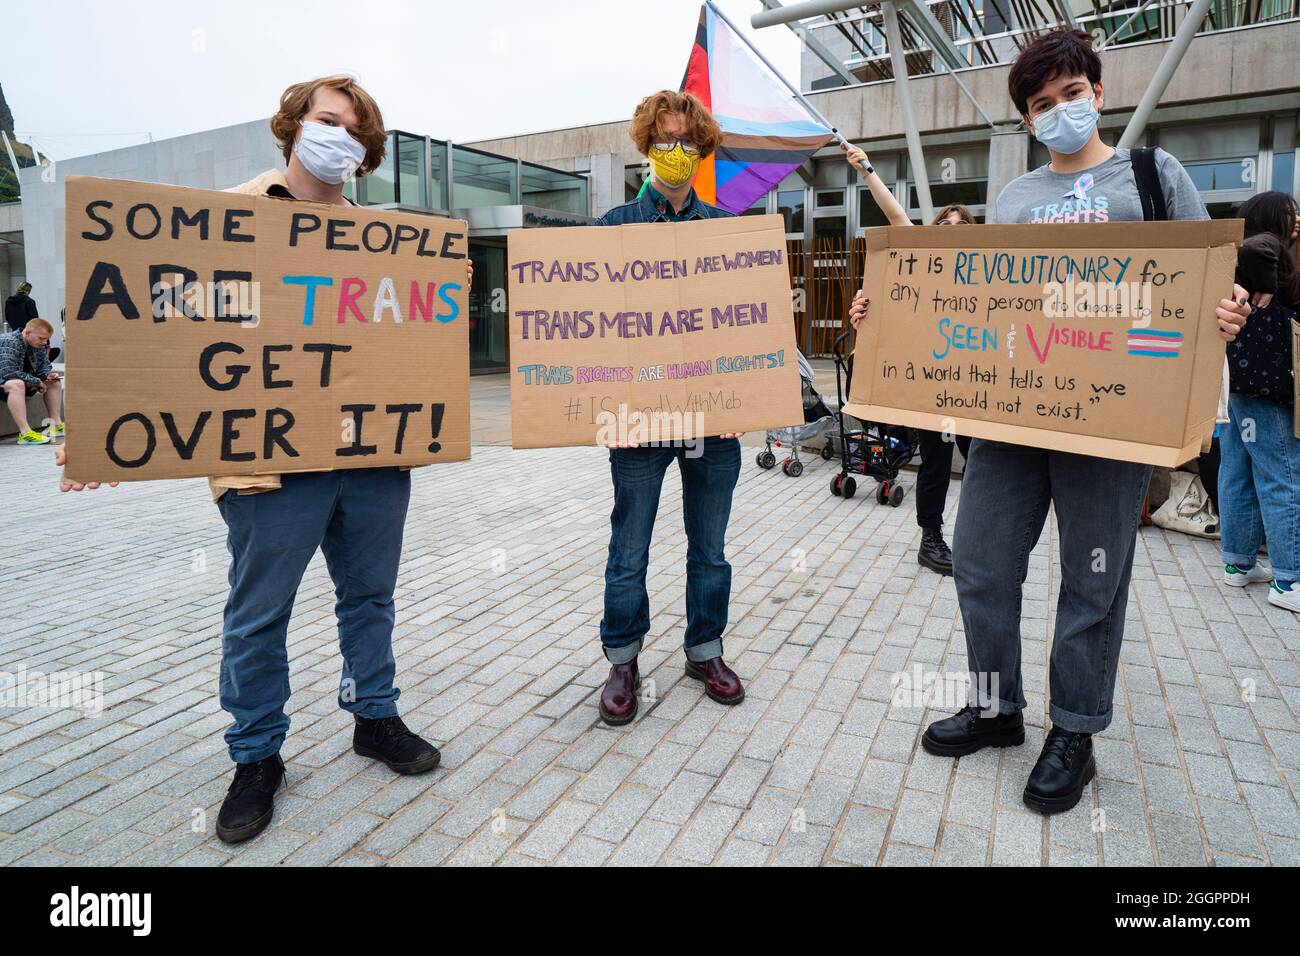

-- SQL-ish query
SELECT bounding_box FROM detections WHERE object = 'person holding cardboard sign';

[592,90,747,726]
[57,75,472,847]
[844,141,975,576]
[915,30,1252,816]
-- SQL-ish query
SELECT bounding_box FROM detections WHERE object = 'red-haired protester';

[57,75,472,846]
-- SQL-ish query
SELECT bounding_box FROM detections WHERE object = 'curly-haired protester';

[844,144,974,575]
[1,318,63,444]
[915,30,1251,815]
[1219,190,1300,612]
[57,75,472,846]
[592,90,747,725]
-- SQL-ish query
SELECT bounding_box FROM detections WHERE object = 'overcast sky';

[4,0,804,160]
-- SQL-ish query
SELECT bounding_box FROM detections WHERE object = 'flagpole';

[703,0,847,146]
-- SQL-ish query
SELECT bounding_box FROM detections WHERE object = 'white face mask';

[294,120,367,184]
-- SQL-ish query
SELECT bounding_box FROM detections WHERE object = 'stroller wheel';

[876,481,890,505]
[830,473,843,496]
[889,483,906,507]
[784,459,804,478]
[756,450,776,470]
[841,476,857,499]
[821,441,835,461]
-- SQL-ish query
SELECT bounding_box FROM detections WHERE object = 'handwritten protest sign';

[843,221,1242,467]
[507,214,802,448]
[63,176,470,483]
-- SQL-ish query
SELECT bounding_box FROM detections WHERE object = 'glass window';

[452,146,517,208]
[815,188,845,209]
[429,141,448,209]
[909,180,988,210]
[468,242,508,371]
[522,162,587,215]
[395,133,427,208]
[778,189,805,234]
[1183,159,1255,192]
[813,216,847,244]
[356,133,396,205]
[1274,150,1296,197]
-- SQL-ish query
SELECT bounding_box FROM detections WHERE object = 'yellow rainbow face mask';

[647,142,701,188]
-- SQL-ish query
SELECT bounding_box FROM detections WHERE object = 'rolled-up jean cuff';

[1222,550,1261,569]
[346,701,400,720]
[980,697,1023,718]
[685,639,723,663]
[1050,702,1113,735]
[232,742,281,766]
[604,639,642,665]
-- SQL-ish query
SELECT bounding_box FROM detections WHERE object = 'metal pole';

[1118,0,1212,148]
[705,0,847,143]
[758,0,857,86]
[1,131,20,195]
[751,0,870,28]
[1096,0,1156,51]
[882,0,933,222]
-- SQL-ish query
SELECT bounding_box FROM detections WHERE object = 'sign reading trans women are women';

[507,214,803,448]
[844,220,1242,468]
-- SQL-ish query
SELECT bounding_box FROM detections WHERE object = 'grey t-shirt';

[989,147,1208,225]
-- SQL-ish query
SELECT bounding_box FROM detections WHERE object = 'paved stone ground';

[1,372,1297,866]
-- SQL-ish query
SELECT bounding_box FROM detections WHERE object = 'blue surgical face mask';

[1031,95,1099,155]
[294,120,367,184]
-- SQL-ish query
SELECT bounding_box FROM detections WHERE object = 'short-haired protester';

[845,144,974,575]
[919,31,1251,814]
[58,75,472,846]
[1219,191,1300,612]
[593,90,746,725]
[1,318,63,445]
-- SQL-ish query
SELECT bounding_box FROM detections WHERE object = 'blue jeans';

[216,467,410,763]
[1220,393,1300,585]
[600,437,741,664]
[952,440,1151,734]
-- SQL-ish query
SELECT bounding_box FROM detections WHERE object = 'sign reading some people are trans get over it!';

[63,176,471,483]
[843,220,1243,468]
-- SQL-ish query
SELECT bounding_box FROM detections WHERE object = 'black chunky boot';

[918,527,954,575]
[1023,726,1095,814]
[922,705,1025,757]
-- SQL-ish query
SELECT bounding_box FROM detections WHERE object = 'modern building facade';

[16,119,590,371]
[464,3,1298,352]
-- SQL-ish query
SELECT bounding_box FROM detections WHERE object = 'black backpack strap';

[1131,147,1168,221]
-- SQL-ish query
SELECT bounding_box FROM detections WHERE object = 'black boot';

[918,527,954,576]
[922,705,1024,757]
[353,715,441,775]
[1023,726,1095,814]
[216,753,285,845]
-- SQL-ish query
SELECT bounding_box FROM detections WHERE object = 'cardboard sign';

[64,176,470,482]
[1291,317,1300,439]
[507,214,802,447]
[843,221,1242,467]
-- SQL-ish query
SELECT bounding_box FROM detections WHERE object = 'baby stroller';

[756,350,837,477]
[828,329,919,504]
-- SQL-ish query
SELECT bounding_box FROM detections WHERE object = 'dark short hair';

[1008,29,1102,116]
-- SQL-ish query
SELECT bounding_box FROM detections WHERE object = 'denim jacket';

[595,185,733,226]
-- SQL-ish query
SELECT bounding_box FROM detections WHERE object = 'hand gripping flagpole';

[703,0,848,147]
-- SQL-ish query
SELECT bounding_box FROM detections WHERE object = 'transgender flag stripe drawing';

[681,2,836,214]
[1127,328,1184,358]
